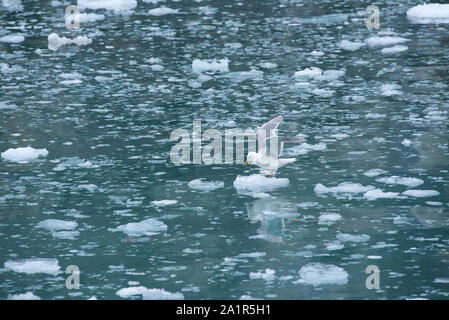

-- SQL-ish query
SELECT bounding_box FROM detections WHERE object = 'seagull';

[244,116,305,177]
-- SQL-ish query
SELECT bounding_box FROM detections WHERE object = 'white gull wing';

[256,116,283,155]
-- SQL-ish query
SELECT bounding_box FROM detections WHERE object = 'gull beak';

[244,161,248,166]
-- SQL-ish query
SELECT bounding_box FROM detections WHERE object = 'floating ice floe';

[339,40,364,51]
[1,62,22,74]
[151,200,178,206]
[78,0,137,12]
[182,248,203,254]
[1,0,23,12]
[337,232,370,243]
[380,83,402,96]
[37,219,78,231]
[294,67,345,81]
[296,263,348,286]
[192,58,229,74]
[0,33,25,43]
[364,189,400,201]
[376,176,424,188]
[116,286,184,300]
[401,139,411,146]
[366,36,409,48]
[402,190,440,198]
[326,241,344,251]
[381,45,408,54]
[363,168,388,177]
[48,33,92,51]
[249,268,275,281]
[318,213,342,225]
[4,258,61,275]
[7,292,41,300]
[310,50,324,56]
[314,182,375,199]
[238,252,266,259]
[188,178,224,191]
[234,174,289,193]
[110,218,167,236]
[407,4,449,24]
[294,67,322,79]
[148,7,178,16]
[285,142,326,156]
[78,13,105,23]
[1,147,48,163]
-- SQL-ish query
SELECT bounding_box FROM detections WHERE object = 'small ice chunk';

[148,7,178,16]
[297,263,348,286]
[363,169,388,177]
[188,179,224,191]
[381,45,408,54]
[192,58,229,74]
[1,0,24,12]
[339,40,364,51]
[0,33,25,43]
[285,142,326,156]
[318,213,342,225]
[402,190,440,198]
[1,147,48,162]
[326,241,344,251]
[337,232,370,243]
[402,139,411,146]
[407,4,449,24]
[37,219,78,231]
[78,0,137,12]
[366,36,409,48]
[376,176,423,188]
[48,33,92,51]
[364,189,400,201]
[294,67,322,78]
[310,50,324,56]
[111,218,167,236]
[7,292,41,300]
[152,200,178,206]
[234,174,289,193]
[380,83,402,96]
[314,182,375,197]
[249,268,275,281]
[116,286,184,300]
[4,258,61,275]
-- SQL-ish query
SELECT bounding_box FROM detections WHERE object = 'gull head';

[245,152,259,166]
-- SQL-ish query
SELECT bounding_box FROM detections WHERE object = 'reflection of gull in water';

[244,116,305,176]
[245,197,299,242]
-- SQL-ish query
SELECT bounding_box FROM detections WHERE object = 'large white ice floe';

[0,33,25,43]
[151,200,178,206]
[407,4,449,24]
[48,33,92,51]
[4,258,61,275]
[116,286,184,300]
[1,147,48,162]
[110,218,167,236]
[234,174,289,193]
[381,45,408,54]
[188,178,224,191]
[192,58,229,74]
[296,263,348,286]
[363,168,388,177]
[78,0,137,12]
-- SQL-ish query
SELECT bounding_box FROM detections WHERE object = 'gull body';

[244,116,305,176]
